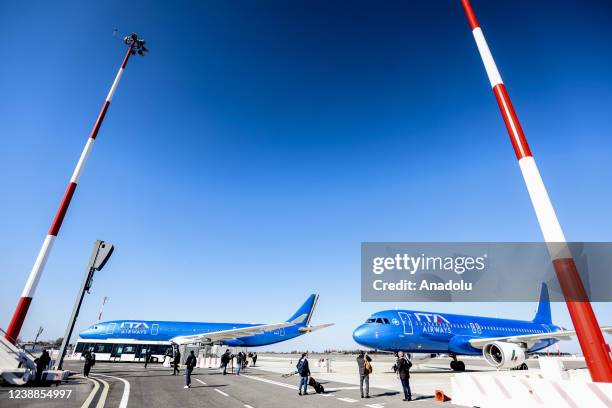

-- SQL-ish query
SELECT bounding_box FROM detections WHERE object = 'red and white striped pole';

[4,35,146,345]
[459,0,612,382]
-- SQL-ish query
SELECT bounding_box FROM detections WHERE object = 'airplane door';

[106,323,116,335]
[398,312,414,335]
[151,324,159,335]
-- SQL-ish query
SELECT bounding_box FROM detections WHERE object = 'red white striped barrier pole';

[4,35,146,345]
[459,0,612,382]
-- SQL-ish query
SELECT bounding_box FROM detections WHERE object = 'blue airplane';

[80,294,333,347]
[353,284,612,371]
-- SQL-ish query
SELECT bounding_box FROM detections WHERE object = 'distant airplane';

[80,294,333,347]
[353,283,612,371]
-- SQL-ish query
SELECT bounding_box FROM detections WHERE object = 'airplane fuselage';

[80,320,304,347]
[352,309,560,355]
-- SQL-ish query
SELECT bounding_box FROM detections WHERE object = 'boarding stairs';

[0,328,36,385]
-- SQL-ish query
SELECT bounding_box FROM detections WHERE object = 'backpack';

[296,359,306,375]
[364,359,372,374]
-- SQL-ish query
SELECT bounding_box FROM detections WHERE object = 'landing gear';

[450,356,465,372]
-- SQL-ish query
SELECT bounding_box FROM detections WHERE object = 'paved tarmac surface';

[0,361,451,408]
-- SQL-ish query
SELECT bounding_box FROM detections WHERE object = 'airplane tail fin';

[533,283,552,325]
[287,294,319,326]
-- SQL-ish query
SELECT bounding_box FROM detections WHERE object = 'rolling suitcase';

[308,377,325,394]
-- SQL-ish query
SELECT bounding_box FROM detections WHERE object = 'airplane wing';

[170,314,308,346]
[298,323,334,333]
[469,326,612,349]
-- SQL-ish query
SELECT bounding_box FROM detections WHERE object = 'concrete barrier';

[451,370,612,407]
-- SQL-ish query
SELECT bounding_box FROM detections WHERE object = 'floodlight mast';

[459,0,612,382]
[4,33,147,345]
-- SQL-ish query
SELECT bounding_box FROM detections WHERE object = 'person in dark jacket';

[252,352,258,366]
[236,352,244,375]
[83,351,96,377]
[296,353,311,396]
[356,351,372,398]
[220,349,231,375]
[172,348,181,375]
[184,350,197,388]
[35,349,51,383]
[144,348,153,368]
[396,352,412,401]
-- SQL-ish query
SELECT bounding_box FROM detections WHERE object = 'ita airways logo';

[414,313,450,324]
[119,321,150,334]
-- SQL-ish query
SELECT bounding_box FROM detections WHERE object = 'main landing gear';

[450,355,465,372]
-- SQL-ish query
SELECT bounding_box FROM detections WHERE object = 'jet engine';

[482,342,526,369]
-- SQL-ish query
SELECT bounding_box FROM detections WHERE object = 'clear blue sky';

[1,0,611,352]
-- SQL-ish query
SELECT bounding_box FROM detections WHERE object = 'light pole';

[55,240,114,371]
[4,33,147,345]
[97,297,109,323]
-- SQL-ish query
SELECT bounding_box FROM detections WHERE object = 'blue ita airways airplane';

[80,294,332,347]
[353,284,612,371]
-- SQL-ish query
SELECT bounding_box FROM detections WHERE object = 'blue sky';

[1,0,611,352]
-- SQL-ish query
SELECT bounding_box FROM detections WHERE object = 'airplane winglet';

[298,323,334,333]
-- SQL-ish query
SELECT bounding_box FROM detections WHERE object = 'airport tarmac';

[0,353,587,407]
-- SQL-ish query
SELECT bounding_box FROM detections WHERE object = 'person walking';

[396,352,412,401]
[184,350,197,388]
[356,351,372,398]
[83,351,96,378]
[35,349,51,383]
[221,349,231,375]
[173,348,181,375]
[144,348,153,368]
[252,352,258,367]
[236,352,243,375]
[296,353,310,396]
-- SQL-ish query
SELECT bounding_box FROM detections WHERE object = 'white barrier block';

[451,370,612,408]
[538,357,568,380]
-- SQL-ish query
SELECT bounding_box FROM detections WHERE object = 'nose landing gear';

[450,355,465,372]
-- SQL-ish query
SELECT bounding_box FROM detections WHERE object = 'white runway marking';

[215,389,229,397]
[195,379,207,386]
[326,386,360,391]
[93,374,130,408]
[80,376,99,408]
[244,405,255,408]
[242,374,297,390]
[337,397,358,403]
[366,404,385,408]
[95,377,110,408]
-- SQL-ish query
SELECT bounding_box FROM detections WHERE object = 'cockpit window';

[366,318,376,323]
[375,318,384,324]
[383,318,390,324]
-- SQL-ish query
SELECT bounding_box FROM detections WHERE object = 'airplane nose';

[352,324,369,345]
